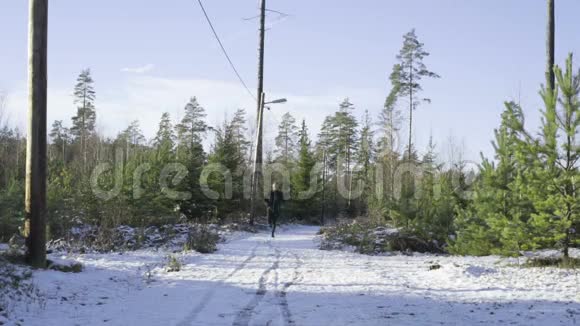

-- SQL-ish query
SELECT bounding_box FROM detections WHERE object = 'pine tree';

[398,145,419,228]
[176,97,207,155]
[450,159,498,256]
[154,112,175,161]
[0,123,25,241]
[417,136,438,232]
[70,69,96,169]
[530,54,580,258]
[49,120,69,163]
[390,29,439,161]
[230,108,251,164]
[357,111,374,216]
[119,120,145,160]
[451,102,531,255]
[274,112,299,166]
[316,100,360,214]
[373,84,404,222]
[333,99,359,211]
[317,120,333,221]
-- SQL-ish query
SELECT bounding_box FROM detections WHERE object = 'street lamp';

[264,98,287,110]
[264,98,287,105]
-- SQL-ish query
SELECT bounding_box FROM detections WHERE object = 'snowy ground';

[3,225,580,325]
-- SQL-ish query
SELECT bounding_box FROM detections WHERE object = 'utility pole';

[546,0,555,92]
[25,0,48,268]
[250,92,265,225]
[250,0,266,225]
[256,0,266,111]
[321,146,326,225]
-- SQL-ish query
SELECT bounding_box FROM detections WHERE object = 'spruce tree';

[291,119,316,218]
[179,140,208,221]
[208,117,246,220]
[174,98,210,221]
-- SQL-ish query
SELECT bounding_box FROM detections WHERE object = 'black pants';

[268,208,278,237]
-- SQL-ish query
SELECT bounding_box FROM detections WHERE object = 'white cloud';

[3,75,383,149]
[2,74,489,161]
[120,64,155,74]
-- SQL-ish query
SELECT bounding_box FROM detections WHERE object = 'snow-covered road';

[8,225,580,325]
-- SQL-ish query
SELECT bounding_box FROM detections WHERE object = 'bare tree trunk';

[564,107,572,259]
[347,144,352,209]
[25,0,48,268]
[16,136,21,171]
[285,130,288,165]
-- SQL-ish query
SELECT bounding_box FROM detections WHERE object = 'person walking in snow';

[265,182,283,238]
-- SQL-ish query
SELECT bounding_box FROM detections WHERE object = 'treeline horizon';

[0,30,470,245]
[1,24,579,258]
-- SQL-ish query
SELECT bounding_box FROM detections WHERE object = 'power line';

[196,0,256,101]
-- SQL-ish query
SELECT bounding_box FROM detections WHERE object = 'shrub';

[0,256,42,319]
[525,257,580,269]
[320,221,442,254]
[184,225,220,254]
[47,260,83,273]
[165,255,181,272]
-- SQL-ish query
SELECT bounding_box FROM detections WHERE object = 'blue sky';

[1,1,580,162]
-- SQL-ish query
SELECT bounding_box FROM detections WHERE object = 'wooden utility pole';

[25,0,48,268]
[321,146,326,225]
[250,0,266,225]
[256,0,266,115]
[546,0,555,91]
[408,57,414,162]
[250,92,265,225]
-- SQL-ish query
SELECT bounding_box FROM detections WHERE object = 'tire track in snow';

[275,251,303,326]
[176,242,262,326]
[232,241,281,326]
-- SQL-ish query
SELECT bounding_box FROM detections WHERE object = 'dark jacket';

[268,190,284,217]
